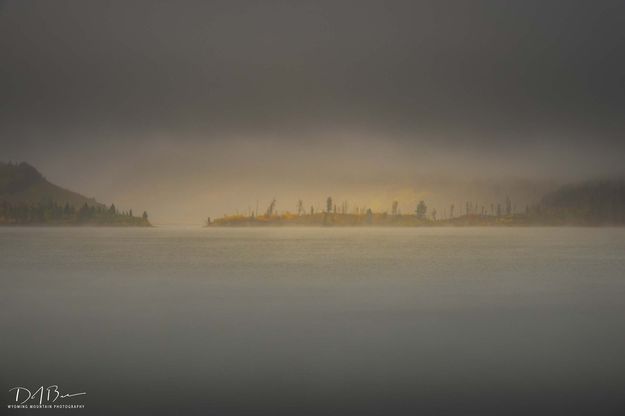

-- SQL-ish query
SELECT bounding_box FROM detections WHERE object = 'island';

[208,180,625,227]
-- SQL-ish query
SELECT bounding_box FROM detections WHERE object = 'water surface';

[1,227,625,415]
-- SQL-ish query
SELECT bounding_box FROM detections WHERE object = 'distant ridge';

[539,178,625,224]
[0,161,103,208]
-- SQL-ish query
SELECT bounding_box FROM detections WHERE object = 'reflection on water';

[1,227,625,415]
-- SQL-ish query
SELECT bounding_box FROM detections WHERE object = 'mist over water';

[2,227,625,415]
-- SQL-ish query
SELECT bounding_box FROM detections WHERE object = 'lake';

[1,227,625,415]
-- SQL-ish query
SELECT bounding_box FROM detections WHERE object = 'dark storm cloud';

[2,0,624,139]
[1,0,624,222]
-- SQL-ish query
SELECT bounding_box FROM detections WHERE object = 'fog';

[1,0,624,223]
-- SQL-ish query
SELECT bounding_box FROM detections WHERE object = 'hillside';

[538,179,625,225]
[0,162,150,226]
[0,161,103,208]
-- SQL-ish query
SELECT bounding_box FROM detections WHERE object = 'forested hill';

[0,162,150,226]
[539,179,625,224]
[0,161,102,208]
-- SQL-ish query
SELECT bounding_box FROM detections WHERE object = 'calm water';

[2,227,625,415]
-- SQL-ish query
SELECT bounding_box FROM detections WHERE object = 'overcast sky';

[1,0,624,223]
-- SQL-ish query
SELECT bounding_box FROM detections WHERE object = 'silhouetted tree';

[78,203,91,221]
[392,201,399,216]
[416,200,427,219]
[142,211,148,221]
[326,197,333,213]
[431,208,437,221]
[450,204,455,218]
[265,199,276,216]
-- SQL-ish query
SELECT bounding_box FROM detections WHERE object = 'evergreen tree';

[78,203,91,221]
[392,201,399,216]
[416,201,427,219]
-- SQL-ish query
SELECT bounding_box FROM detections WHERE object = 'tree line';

[211,179,625,226]
[0,200,149,225]
[216,196,521,222]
